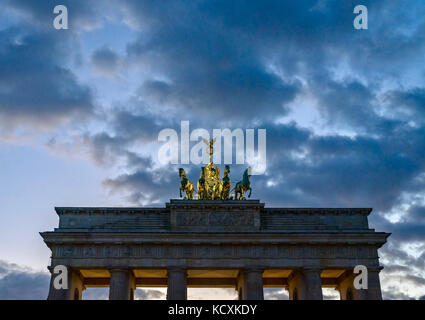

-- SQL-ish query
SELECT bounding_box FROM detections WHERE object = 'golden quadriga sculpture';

[178,138,252,200]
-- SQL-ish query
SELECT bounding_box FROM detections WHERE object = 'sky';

[0,0,424,300]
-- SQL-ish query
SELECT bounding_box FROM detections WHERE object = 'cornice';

[54,203,373,216]
[40,231,390,247]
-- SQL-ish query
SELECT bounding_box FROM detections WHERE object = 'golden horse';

[219,165,231,200]
[197,167,208,200]
[179,168,194,200]
[234,168,252,200]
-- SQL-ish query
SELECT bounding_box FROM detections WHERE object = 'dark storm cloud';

[374,238,425,300]
[5,0,421,213]
[0,271,50,299]
[97,115,425,212]
[91,46,120,77]
[124,0,303,121]
[379,242,425,277]
[406,206,425,223]
[247,120,425,212]
[0,28,94,129]
[98,103,420,210]
[310,79,400,134]
[0,1,96,132]
[103,155,178,205]
[81,132,128,167]
[0,260,165,300]
[111,110,171,141]
[78,109,170,167]
[386,88,425,122]
[376,219,425,243]
[381,265,412,274]
[121,0,425,125]
[0,260,50,300]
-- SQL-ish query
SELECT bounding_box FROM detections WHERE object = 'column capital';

[109,267,132,272]
[288,267,322,282]
[240,267,265,274]
[167,267,187,274]
[302,267,323,273]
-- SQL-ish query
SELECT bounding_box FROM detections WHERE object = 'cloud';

[0,28,94,136]
[102,155,178,205]
[118,0,425,125]
[386,88,425,124]
[0,260,167,300]
[123,1,303,122]
[91,46,121,78]
[135,288,165,300]
[188,288,238,300]
[82,288,109,300]
[382,287,416,300]
[264,288,288,300]
[82,288,166,300]
[0,260,50,300]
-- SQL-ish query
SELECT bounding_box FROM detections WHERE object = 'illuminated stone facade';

[41,200,389,300]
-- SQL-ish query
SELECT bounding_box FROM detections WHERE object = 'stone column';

[109,269,135,300]
[237,268,264,300]
[338,272,355,300]
[367,267,382,300]
[337,267,382,300]
[167,268,187,300]
[47,267,84,300]
[288,268,323,300]
[338,272,362,300]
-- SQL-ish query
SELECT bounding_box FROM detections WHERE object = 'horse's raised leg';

[241,190,245,200]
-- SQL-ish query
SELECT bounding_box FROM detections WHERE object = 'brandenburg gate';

[41,139,390,300]
[41,200,389,300]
